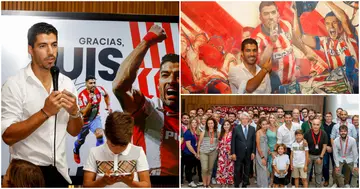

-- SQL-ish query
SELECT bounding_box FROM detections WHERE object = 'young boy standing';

[290,130,309,188]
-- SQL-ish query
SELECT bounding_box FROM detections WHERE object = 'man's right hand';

[262,57,272,73]
[145,25,167,46]
[231,154,236,161]
[326,146,332,153]
[43,91,63,116]
[101,171,120,186]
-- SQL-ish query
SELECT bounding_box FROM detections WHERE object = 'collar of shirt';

[105,143,132,156]
[240,61,262,76]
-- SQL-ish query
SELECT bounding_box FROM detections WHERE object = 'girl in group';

[216,120,234,188]
[198,117,218,188]
[267,113,278,187]
[183,118,203,187]
[256,118,269,188]
[272,144,290,188]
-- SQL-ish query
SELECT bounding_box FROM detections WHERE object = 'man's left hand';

[251,153,255,161]
[61,89,79,116]
[354,167,359,172]
[105,107,113,114]
[316,158,322,165]
[118,173,134,185]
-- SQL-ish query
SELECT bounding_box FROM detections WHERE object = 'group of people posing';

[181,107,359,188]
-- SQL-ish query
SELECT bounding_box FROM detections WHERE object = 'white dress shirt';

[1,63,78,183]
[277,123,301,148]
[228,62,271,94]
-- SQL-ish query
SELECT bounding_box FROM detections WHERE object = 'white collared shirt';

[84,143,149,188]
[333,136,358,167]
[1,63,78,183]
[228,62,271,94]
[277,123,301,148]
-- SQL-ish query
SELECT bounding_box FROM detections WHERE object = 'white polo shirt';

[228,62,271,94]
[1,63,78,183]
[277,123,301,148]
[291,140,309,168]
[84,143,149,188]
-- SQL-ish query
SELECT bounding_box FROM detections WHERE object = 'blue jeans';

[323,152,335,182]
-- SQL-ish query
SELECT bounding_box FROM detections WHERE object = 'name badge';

[315,144,319,149]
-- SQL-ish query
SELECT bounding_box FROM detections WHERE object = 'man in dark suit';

[231,112,256,188]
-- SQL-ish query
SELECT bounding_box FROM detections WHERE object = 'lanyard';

[191,128,197,141]
[208,131,214,144]
[340,137,349,157]
[311,130,322,146]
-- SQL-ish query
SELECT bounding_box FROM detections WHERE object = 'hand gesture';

[43,91,62,116]
[61,89,79,116]
[262,57,272,73]
[146,25,167,45]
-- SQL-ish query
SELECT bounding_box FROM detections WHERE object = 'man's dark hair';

[85,75,96,82]
[301,108,309,112]
[253,114,259,119]
[259,110,267,115]
[339,125,348,132]
[284,111,292,117]
[207,108,213,113]
[28,22,58,48]
[259,1,278,13]
[105,112,134,145]
[277,107,284,111]
[309,109,316,114]
[228,112,236,117]
[160,53,179,70]
[241,38,258,51]
[336,107,344,112]
[182,113,189,119]
[325,12,341,23]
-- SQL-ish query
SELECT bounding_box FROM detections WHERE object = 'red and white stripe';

[129,22,178,99]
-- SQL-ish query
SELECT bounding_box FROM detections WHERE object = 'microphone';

[50,66,60,91]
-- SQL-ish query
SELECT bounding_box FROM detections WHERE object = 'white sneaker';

[345,184,350,188]
[331,183,337,188]
[188,181,197,188]
[196,182,203,186]
[211,178,217,185]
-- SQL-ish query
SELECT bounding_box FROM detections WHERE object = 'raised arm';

[292,3,318,49]
[326,1,354,36]
[112,25,166,114]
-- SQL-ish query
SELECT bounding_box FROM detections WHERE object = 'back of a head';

[28,22,58,48]
[8,159,45,187]
[105,112,134,145]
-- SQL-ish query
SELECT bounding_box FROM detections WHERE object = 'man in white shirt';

[1,22,84,187]
[83,112,151,187]
[228,38,272,94]
[276,112,301,184]
[333,125,359,188]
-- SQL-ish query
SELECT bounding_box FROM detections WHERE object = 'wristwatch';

[261,156,265,159]
[319,156,323,160]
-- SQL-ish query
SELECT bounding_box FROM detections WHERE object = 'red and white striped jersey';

[252,19,296,84]
[78,86,107,124]
[132,96,179,176]
[316,32,359,70]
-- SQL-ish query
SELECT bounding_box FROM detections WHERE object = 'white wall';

[325,95,359,117]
